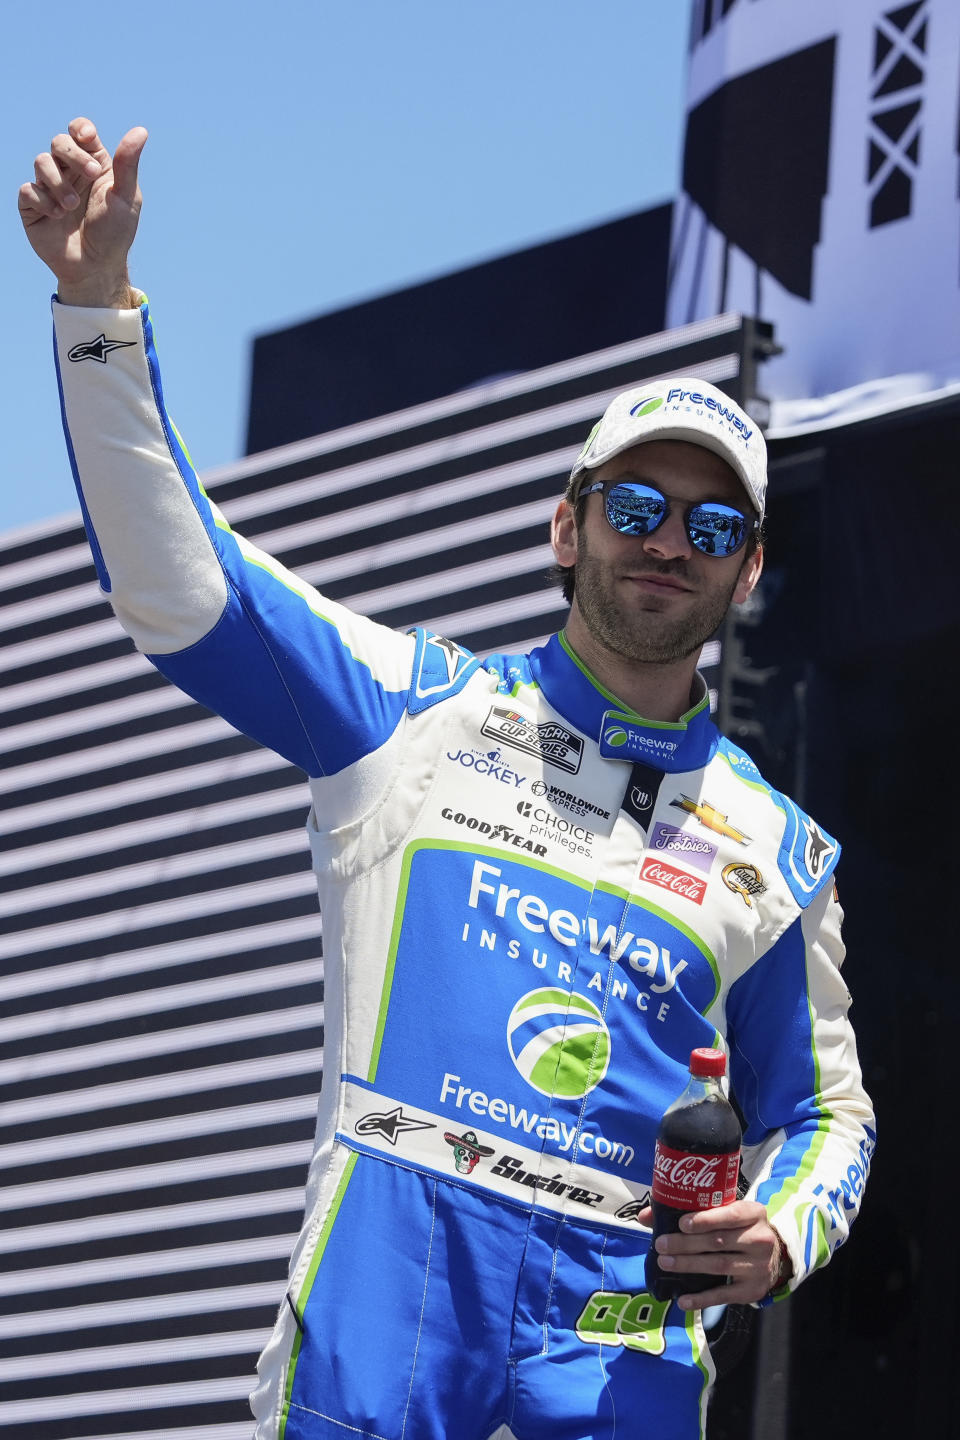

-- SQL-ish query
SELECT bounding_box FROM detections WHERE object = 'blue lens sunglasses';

[579,479,757,558]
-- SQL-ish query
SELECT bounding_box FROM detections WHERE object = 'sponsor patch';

[355,1107,435,1146]
[649,821,716,873]
[722,744,762,781]
[343,1079,648,1223]
[614,1193,651,1222]
[803,818,836,878]
[722,861,766,907]
[445,746,527,788]
[408,629,479,713]
[530,778,611,822]
[775,796,840,904]
[67,334,137,364]
[639,857,707,906]
[670,795,751,845]
[600,711,680,763]
[481,707,584,775]
[490,1154,603,1208]
[441,806,547,857]
[515,801,594,857]
[507,988,610,1098]
[443,1128,495,1176]
[440,1069,635,1167]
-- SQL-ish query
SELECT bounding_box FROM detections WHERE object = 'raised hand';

[18,117,148,307]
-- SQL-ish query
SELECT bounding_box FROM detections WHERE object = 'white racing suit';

[52,298,875,1440]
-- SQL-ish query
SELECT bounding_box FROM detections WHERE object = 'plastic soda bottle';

[645,1046,742,1301]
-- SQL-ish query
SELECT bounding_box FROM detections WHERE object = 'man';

[20,119,874,1440]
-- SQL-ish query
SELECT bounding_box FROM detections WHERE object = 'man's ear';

[552,498,578,567]
[732,543,763,606]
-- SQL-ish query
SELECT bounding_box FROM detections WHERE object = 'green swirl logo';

[507,988,611,1098]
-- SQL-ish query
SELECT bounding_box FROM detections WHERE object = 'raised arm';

[19,116,146,308]
[19,118,417,778]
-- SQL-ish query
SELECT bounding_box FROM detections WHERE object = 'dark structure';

[245,207,672,454]
[681,38,835,299]
[717,393,958,1439]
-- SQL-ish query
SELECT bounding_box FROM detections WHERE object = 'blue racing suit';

[52,297,875,1440]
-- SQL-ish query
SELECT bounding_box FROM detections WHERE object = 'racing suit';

[52,297,875,1440]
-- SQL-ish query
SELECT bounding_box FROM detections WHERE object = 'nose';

[641,506,693,561]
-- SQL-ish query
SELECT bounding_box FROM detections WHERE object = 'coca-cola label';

[639,857,707,906]
[651,1141,739,1211]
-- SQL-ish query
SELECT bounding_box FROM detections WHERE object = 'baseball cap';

[569,377,767,521]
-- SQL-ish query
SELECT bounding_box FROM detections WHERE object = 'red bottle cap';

[689,1046,726,1077]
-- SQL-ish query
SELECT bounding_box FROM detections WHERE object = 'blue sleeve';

[52,295,414,778]
[726,892,875,1290]
[153,528,414,779]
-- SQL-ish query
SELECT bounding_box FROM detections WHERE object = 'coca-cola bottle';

[645,1046,742,1301]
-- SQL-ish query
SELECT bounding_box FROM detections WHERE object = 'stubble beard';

[573,538,742,665]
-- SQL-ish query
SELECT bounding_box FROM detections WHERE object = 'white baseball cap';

[569,377,767,521]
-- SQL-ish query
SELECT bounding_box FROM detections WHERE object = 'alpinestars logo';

[425,633,470,682]
[355,1107,435,1146]
[481,707,583,775]
[67,334,137,364]
[614,1192,651,1222]
[803,818,836,877]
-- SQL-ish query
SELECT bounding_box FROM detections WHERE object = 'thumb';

[111,126,149,204]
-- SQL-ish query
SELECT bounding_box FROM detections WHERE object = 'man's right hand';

[18,117,147,308]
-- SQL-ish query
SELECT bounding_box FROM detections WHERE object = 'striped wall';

[0,313,754,1437]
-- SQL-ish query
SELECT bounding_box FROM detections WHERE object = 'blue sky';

[3,1,691,536]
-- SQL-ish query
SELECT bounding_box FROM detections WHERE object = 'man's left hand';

[640,1200,792,1310]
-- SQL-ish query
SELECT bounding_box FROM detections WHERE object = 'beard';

[573,530,742,665]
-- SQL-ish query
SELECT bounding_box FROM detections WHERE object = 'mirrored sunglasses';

[579,480,756,558]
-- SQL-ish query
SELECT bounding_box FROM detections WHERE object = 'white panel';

[671,0,960,409]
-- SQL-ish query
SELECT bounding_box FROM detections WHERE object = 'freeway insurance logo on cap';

[629,396,664,418]
[507,988,611,1098]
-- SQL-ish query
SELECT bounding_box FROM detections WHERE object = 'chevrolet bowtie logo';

[670,795,751,845]
[67,334,137,364]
